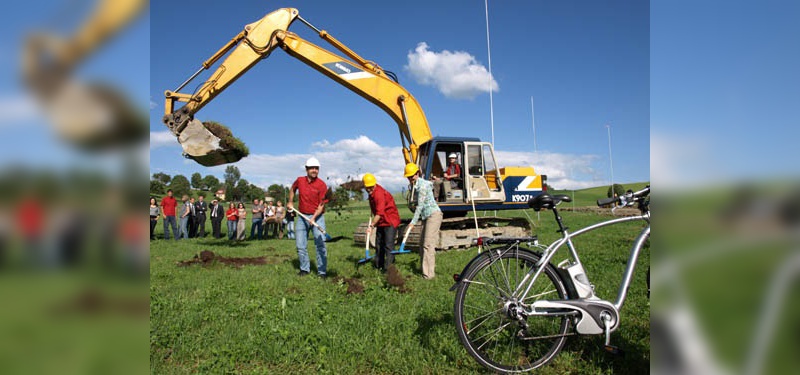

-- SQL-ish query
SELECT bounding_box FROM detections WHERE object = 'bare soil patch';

[50,288,149,317]
[177,250,289,268]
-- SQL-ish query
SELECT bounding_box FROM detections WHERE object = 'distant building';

[215,189,226,201]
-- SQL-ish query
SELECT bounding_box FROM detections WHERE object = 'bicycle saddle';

[528,193,572,211]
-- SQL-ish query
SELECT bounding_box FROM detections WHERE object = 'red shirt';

[446,163,461,180]
[291,176,328,215]
[369,184,400,228]
[226,208,238,221]
[17,197,43,238]
[161,195,178,216]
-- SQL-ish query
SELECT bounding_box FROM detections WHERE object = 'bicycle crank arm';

[531,299,619,335]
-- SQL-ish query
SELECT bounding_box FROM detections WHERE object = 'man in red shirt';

[160,189,179,240]
[434,152,463,201]
[363,173,400,272]
[288,157,329,278]
[444,153,462,187]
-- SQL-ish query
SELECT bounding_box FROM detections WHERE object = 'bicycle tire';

[454,247,569,373]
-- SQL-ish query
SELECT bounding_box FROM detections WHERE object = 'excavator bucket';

[41,81,148,151]
[177,119,249,166]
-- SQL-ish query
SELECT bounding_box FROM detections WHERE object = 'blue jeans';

[295,214,327,275]
[163,215,178,240]
[227,220,237,240]
[250,218,263,240]
[179,216,190,239]
[286,220,295,239]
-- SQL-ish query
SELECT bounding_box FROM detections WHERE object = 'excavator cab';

[417,138,506,205]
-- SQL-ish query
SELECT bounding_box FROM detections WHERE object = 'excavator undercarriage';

[353,216,531,251]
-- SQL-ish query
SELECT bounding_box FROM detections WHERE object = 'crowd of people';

[150,157,444,280]
[151,189,294,241]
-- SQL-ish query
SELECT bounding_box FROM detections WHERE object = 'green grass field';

[150,186,650,374]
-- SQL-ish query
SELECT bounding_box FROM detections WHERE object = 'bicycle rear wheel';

[454,247,569,373]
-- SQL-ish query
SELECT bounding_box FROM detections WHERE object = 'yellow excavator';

[162,7,547,249]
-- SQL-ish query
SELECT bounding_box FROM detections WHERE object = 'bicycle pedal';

[603,345,624,357]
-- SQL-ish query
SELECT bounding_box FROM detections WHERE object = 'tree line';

[150,165,364,209]
[150,165,285,203]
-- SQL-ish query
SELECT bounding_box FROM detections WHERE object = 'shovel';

[391,226,413,255]
[290,207,333,241]
[357,219,373,265]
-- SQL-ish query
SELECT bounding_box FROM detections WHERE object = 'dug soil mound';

[386,264,411,293]
[331,276,365,295]
[177,250,289,268]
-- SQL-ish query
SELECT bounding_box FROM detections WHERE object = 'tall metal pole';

[570,166,575,209]
[531,96,540,221]
[485,0,495,146]
[531,96,537,153]
[606,123,614,192]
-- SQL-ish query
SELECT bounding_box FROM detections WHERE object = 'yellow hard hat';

[404,163,419,177]
[362,173,376,187]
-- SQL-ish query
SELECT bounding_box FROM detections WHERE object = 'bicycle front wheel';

[454,247,569,373]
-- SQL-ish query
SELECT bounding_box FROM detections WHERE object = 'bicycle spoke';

[520,288,559,303]
[463,306,503,334]
[484,252,515,299]
[463,278,508,300]
[475,321,513,351]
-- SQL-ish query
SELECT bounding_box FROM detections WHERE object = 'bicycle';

[451,186,650,373]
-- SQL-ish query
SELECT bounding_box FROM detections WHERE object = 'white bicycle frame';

[514,210,650,313]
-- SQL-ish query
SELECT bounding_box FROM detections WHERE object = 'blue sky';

[651,0,800,189]
[150,0,649,192]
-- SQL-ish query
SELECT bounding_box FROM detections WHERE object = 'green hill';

[549,181,650,207]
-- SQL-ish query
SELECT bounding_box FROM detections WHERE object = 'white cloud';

[150,131,178,149]
[405,42,498,99]
[230,135,408,192]
[651,132,719,191]
[494,150,604,190]
[150,98,158,110]
[218,135,601,193]
[0,94,40,125]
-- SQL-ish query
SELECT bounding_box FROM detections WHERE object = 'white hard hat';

[448,153,457,159]
[305,157,320,168]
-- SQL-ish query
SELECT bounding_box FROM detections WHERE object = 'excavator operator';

[434,153,462,201]
[444,153,462,188]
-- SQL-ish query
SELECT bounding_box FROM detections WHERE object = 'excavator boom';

[163,8,430,166]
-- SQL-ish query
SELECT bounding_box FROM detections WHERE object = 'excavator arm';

[163,7,431,166]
